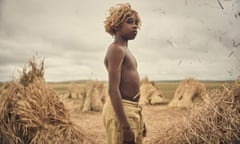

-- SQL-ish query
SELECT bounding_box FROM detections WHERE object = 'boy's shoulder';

[106,43,126,60]
[108,43,125,53]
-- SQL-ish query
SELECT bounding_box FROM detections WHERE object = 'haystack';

[152,79,240,144]
[63,82,86,113]
[68,82,83,99]
[139,77,167,105]
[0,58,95,144]
[82,80,107,112]
[168,78,206,108]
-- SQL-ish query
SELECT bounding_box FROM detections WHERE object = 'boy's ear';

[111,26,119,35]
[112,26,118,31]
[112,24,123,32]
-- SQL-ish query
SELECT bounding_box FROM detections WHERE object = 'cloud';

[0,0,239,81]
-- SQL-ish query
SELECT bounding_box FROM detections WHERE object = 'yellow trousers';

[102,99,144,144]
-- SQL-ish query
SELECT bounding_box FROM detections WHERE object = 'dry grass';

[169,78,206,108]
[46,79,236,143]
[82,80,107,112]
[140,77,168,105]
[0,58,95,144]
[151,79,240,144]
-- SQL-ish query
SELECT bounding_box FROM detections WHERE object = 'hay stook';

[0,58,95,144]
[67,82,84,99]
[152,79,240,144]
[168,77,206,108]
[82,80,107,112]
[139,76,168,105]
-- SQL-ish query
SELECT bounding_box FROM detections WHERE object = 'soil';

[69,104,189,144]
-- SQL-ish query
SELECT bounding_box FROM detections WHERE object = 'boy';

[102,3,146,144]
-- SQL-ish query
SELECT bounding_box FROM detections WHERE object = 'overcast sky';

[0,0,239,82]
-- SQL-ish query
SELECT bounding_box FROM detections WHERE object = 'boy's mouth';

[132,30,137,35]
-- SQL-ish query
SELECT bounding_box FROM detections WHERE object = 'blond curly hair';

[104,3,141,36]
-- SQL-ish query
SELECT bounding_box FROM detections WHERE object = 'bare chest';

[123,50,137,69]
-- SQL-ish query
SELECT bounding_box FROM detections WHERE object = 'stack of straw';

[0,59,95,144]
[153,79,240,144]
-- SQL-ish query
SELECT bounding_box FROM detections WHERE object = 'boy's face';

[116,15,138,40]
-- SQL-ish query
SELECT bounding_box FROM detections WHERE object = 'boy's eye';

[126,19,135,24]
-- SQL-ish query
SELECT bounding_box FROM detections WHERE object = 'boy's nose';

[132,24,137,29]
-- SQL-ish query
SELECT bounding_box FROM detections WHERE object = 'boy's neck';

[114,35,128,47]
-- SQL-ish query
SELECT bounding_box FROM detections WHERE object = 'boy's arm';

[107,46,135,142]
[107,46,129,128]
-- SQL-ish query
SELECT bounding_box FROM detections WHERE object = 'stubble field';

[46,80,232,143]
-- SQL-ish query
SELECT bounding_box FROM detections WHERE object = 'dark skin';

[104,15,147,144]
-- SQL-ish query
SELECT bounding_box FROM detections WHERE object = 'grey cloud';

[0,52,25,66]
[0,0,239,81]
[0,0,3,21]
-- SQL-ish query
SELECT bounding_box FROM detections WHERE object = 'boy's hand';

[123,127,135,144]
[143,123,147,137]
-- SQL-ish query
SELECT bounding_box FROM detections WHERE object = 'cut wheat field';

[46,80,234,143]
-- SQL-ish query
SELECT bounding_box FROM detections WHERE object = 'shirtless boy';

[102,3,146,144]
